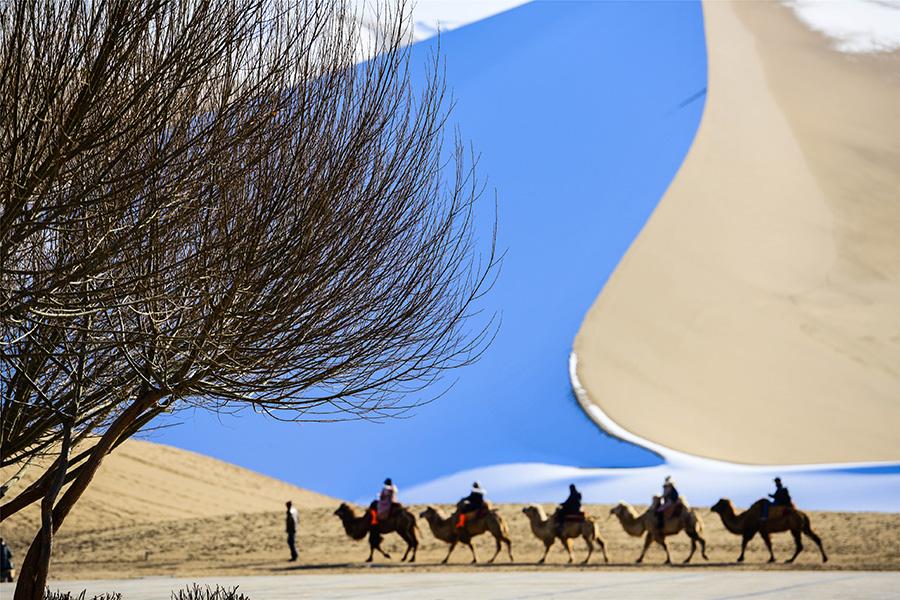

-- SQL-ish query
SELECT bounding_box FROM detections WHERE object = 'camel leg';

[505,537,514,562]
[442,541,457,564]
[658,534,672,565]
[596,536,609,564]
[470,541,479,564]
[737,531,755,563]
[564,537,574,564]
[582,533,593,565]
[760,530,776,563]
[803,521,827,563]
[367,542,390,562]
[636,532,653,563]
[398,527,417,563]
[489,531,502,564]
[786,527,804,564]
[538,542,551,565]
[684,535,697,564]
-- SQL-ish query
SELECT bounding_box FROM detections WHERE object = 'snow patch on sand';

[784,0,900,53]
[398,353,900,512]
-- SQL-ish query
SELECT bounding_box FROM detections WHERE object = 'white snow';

[784,0,900,53]
[350,0,530,52]
[396,353,900,512]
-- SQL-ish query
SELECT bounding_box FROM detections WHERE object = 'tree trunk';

[13,391,160,600]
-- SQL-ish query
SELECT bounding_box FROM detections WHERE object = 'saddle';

[661,502,683,520]
[767,504,792,520]
[563,511,586,522]
[455,507,489,529]
[368,501,403,525]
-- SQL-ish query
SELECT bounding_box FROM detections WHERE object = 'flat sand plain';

[574,0,900,464]
[3,503,899,580]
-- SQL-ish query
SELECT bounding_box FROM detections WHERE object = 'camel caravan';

[330,476,828,565]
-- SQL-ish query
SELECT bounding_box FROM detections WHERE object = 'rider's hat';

[384,478,393,486]
[472,481,485,493]
[663,475,676,487]
[774,477,782,485]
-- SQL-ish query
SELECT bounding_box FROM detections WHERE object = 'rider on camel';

[761,477,792,520]
[656,476,680,530]
[554,484,582,537]
[369,478,398,525]
[456,481,487,529]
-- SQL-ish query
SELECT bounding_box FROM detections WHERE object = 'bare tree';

[0,0,498,597]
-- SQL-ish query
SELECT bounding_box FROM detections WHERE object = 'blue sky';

[154,0,707,501]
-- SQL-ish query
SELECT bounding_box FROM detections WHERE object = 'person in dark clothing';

[1,537,13,583]
[456,481,487,529]
[554,484,582,537]
[761,477,793,520]
[656,476,679,530]
[459,481,486,511]
[285,501,299,561]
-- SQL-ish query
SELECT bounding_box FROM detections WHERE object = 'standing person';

[554,484,583,537]
[0,537,13,583]
[285,501,299,562]
[762,477,793,520]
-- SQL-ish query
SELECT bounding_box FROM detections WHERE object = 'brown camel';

[419,506,514,563]
[609,498,708,564]
[521,505,610,564]
[710,498,827,564]
[333,502,419,563]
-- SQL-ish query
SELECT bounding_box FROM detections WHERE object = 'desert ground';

[4,502,900,580]
[574,0,900,464]
[2,444,898,581]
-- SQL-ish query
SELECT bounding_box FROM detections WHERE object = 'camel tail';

[496,512,512,539]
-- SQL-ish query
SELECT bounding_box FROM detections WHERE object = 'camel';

[609,499,708,564]
[521,505,609,564]
[419,506,514,564]
[333,502,419,563]
[710,498,827,564]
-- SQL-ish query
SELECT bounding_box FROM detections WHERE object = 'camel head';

[521,504,545,521]
[334,502,353,518]
[609,502,630,519]
[710,498,732,515]
[419,506,438,520]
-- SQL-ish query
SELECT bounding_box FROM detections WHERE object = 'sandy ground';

[573,0,900,464]
[3,442,897,581]
[3,502,899,580]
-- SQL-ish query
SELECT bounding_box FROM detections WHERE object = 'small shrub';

[171,584,251,600]
[44,590,122,600]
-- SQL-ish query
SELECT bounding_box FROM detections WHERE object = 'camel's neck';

[340,513,368,539]
[717,505,746,534]
[425,513,455,540]
[616,509,646,537]
[526,513,551,536]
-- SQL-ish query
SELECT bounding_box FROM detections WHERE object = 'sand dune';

[1,440,335,536]
[574,0,900,464]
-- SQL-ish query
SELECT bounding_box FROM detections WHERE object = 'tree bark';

[12,391,160,600]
